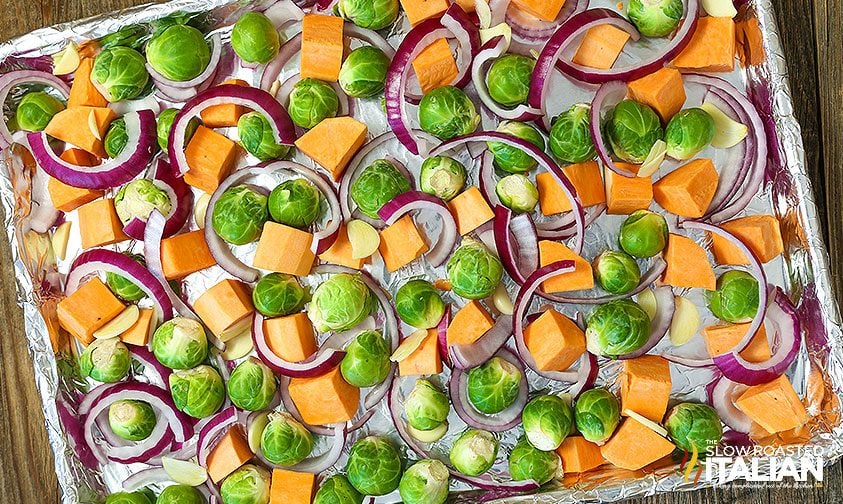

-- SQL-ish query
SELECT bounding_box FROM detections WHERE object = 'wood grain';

[1,0,841,502]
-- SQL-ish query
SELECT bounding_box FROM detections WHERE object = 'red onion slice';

[56,398,99,469]
[27,166,60,233]
[449,315,513,370]
[471,36,541,121]
[538,257,667,305]
[0,70,70,148]
[131,346,173,390]
[122,466,170,492]
[478,151,500,207]
[196,406,238,467]
[618,285,674,359]
[123,159,193,240]
[536,204,606,240]
[259,32,303,92]
[253,312,346,377]
[343,24,397,59]
[493,205,539,284]
[263,0,305,27]
[147,34,222,90]
[377,191,458,267]
[707,376,751,433]
[281,423,347,473]
[437,305,452,368]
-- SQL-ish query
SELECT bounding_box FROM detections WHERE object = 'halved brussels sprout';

[665,402,723,454]
[486,54,535,108]
[346,436,403,496]
[157,108,199,152]
[336,0,400,30]
[106,252,147,301]
[405,379,450,431]
[496,174,539,213]
[449,429,498,476]
[288,78,340,129]
[115,178,173,225]
[606,99,664,164]
[508,438,561,484]
[156,485,204,504]
[92,46,150,102]
[146,24,211,82]
[105,491,153,504]
[252,273,310,317]
[665,108,716,160]
[398,459,450,504]
[307,273,376,333]
[339,45,390,98]
[340,330,391,387]
[15,91,65,132]
[169,365,225,418]
[313,475,363,504]
[350,159,412,219]
[549,103,597,163]
[618,210,669,258]
[228,359,277,411]
[574,388,620,444]
[108,399,157,441]
[231,12,280,65]
[418,85,479,141]
[220,464,270,504]
[446,238,503,300]
[80,337,131,383]
[104,118,128,158]
[627,0,684,37]
[268,178,322,229]
[419,156,466,201]
[238,112,291,161]
[592,250,641,295]
[211,185,269,245]
[260,412,314,466]
[522,394,574,451]
[466,356,522,414]
[152,317,208,370]
[487,121,546,174]
[705,270,759,323]
[585,299,651,357]
[395,279,446,329]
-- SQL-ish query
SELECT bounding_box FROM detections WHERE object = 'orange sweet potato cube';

[300,14,344,82]
[207,426,254,483]
[653,158,719,218]
[398,328,443,376]
[605,163,653,214]
[288,366,360,425]
[119,308,156,347]
[511,0,567,22]
[160,230,217,280]
[77,199,128,249]
[413,38,458,93]
[662,233,716,290]
[709,215,784,265]
[253,222,316,276]
[295,117,368,181]
[67,58,109,108]
[735,375,809,434]
[194,279,255,341]
[523,309,586,372]
[318,223,368,270]
[620,356,672,422]
[378,215,428,272]
[49,149,103,212]
[538,240,594,293]
[572,24,631,70]
[447,300,495,347]
[270,469,317,504]
[556,436,604,473]
[264,313,318,363]
[57,277,125,345]
[201,79,249,128]
[627,68,687,123]
[702,323,771,362]
[45,106,117,158]
[447,186,495,235]
[184,125,239,194]
[600,417,675,470]
[672,17,737,72]
[537,162,605,215]
[400,0,450,25]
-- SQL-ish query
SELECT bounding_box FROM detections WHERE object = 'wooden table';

[1,0,841,502]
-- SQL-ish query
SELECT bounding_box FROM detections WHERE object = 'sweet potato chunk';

[398,328,443,376]
[119,308,156,347]
[536,162,605,215]
[67,58,108,108]
[447,301,494,347]
[288,366,360,425]
[511,0,567,22]
[318,223,368,270]
[523,309,586,372]
[253,222,315,276]
[672,17,737,72]
[735,375,809,434]
[77,198,128,249]
[49,149,103,211]
[264,313,318,363]
[447,186,495,236]
[601,417,675,470]
[572,25,630,69]
[45,106,116,158]
[183,125,239,194]
[556,436,605,473]
[207,427,254,483]
[653,158,719,218]
[620,355,671,422]
[378,215,428,272]
[57,277,125,345]
[709,214,784,265]
[538,240,594,293]
[413,38,458,93]
[662,233,716,290]
[702,323,771,362]
[605,163,653,214]
[270,469,317,504]
[627,68,686,123]
[160,230,217,279]
[300,14,344,82]
[200,79,249,128]
[295,116,368,181]
[400,0,450,25]
[194,279,255,341]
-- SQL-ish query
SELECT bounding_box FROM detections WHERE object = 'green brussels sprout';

[665,402,723,454]
[157,108,199,152]
[395,279,446,329]
[307,273,376,333]
[340,330,391,387]
[606,99,664,164]
[152,317,208,369]
[466,356,522,414]
[108,400,157,441]
[336,0,399,30]
[268,178,322,229]
[228,359,277,411]
[592,250,641,295]
[231,12,280,65]
[449,429,498,476]
[313,475,363,504]
[100,25,148,50]
[522,394,574,451]
[260,412,314,466]
[705,270,759,323]
[15,91,64,132]
[106,252,147,301]
[211,185,269,245]
[339,46,390,98]
[665,108,716,160]
[574,388,620,444]
[496,174,539,213]
[446,238,503,300]
[115,178,173,225]
[418,85,479,141]
[288,78,340,129]
[419,156,466,201]
[398,459,449,504]
[346,436,403,496]
[106,492,154,504]
[252,273,310,317]
[618,210,669,258]
[549,103,597,163]
[238,112,291,161]
[156,485,204,504]
[104,118,129,158]
[585,299,651,357]
[350,159,412,220]
[508,438,561,484]
[146,25,211,82]
[486,54,535,108]
[80,338,131,382]
[404,379,450,431]
[627,0,684,37]
[92,46,150,102]
[169,365,225,418]
[220,464,270,504]
[487,121,546,174]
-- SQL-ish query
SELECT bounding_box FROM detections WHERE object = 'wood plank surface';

[0,0,841,502]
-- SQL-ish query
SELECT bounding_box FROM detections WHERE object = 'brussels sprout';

[220,464,270,504]
[627,0,684,37]
[574,388,620,444]
[231,12,280,65]
[606,99,664,164]
[346,436,403,495]
[288,78,340,129]
[337,0,399,29]
[106,492,154,504]
[496,174,539,213]
[340,330,391,387]
[169,365,225,418]
[307,273,376,332]
[267,178,322,229]
[585,299,651,357]
[486,54,535,108]
[705,270,759,323]
[252,273,310,317]
[260,412,314,466]
[156,485,204,504]
[592,250,641,295]
[466,356,522,414]
[665,108,716,160]
[115,179,173,225]
[157,108,199,152]
[146,25,211,82]
[398,459,449,504]
[418,85,479,141]
[350,159,412,219]
[522,394,574,451]
[228,359,277,411]
[549,103,597,163]
[508,438,560,484]
[419,156,466,201]
[618,210,669,258]
[446,238,503,300]
[92,46,149,102]
[104,118,129,158]
[395,279,446,329]
[152,317,208,369]
[108,400,157,441]
[665,402,723,454]
[212,185,269,245]
[486,121,546,174]
[313,475,363,504]
[449,429,498,476]
[405,379,450,431]
[80,338,131,382]
[105,252,147,301]
[339,46,390,98]
[15,91,64,132]
[238,112,291,161]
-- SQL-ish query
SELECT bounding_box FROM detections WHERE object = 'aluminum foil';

[1,0,842,502]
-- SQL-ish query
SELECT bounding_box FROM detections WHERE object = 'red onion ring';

[122,466,169,492]
[56,398,99,469]
[263,0,305,27]
[536,204,606,240]
[196,406,238,467]
[537,257,667,305]
[618,285,674,359]
[147,34,222,91]
[263,422,347,473]
[707,375,751,433]
[259,32,303,92]
[123,159,193,240]
[342,24,397,59]
[449,315,513,370]
[0,70,70,148]
[377,191,458,267]
[493,205,539,284]
[437,305,452,368]
[478,151,499,207]
[27,166,60,233]
[131,346,173,390]
[471,36,541,121]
